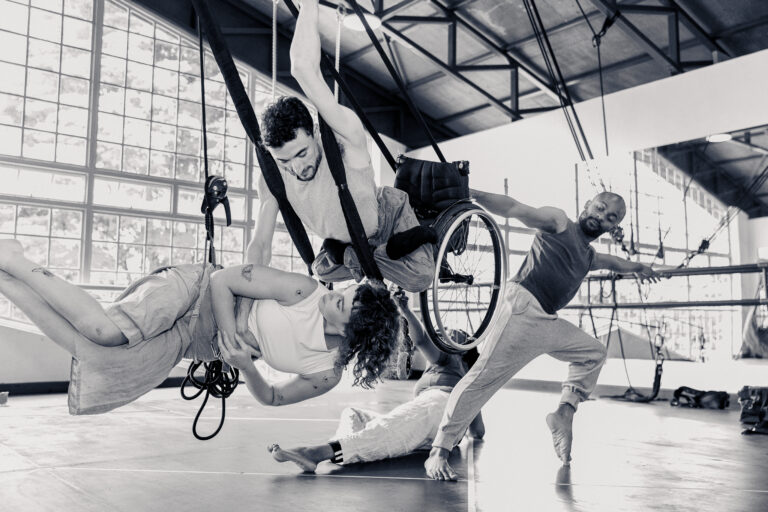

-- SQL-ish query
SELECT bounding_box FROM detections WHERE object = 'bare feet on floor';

[268,443,318,473]
[546,406,574,466]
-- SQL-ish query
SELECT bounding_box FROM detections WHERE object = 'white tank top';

[247,283,337,375]
[283,152,379,242]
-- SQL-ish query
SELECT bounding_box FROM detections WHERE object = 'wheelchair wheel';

[420,200,507,353]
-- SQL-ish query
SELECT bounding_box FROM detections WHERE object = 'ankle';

[556,402,576,417]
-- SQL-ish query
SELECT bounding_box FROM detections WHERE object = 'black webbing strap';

[190,0,316,272]
[346,0,446,163]
[281,0,398,173]
[319,117,383,280]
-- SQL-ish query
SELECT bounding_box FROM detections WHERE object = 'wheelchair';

[395,156,508,354]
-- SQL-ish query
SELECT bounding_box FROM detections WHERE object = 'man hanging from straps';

[247,0,436,293]
[424,189,662,480]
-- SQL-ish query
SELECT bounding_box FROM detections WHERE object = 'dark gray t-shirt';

[412,353,467,397]
[513,219,595,314]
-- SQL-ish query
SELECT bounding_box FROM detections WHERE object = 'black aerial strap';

[319,117,383,280]
[189,0,316,272]
[346,0,446,163]
[281,0,398,172]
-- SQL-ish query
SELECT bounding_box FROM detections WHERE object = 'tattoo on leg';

[31,267,54,278]
[241,264,254,282]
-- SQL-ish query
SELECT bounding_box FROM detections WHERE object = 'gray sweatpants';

[432,282,608,451]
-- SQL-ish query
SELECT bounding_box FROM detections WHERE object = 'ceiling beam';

[380,0,424,20]
[660,0,733,57]
[586,0,683,75]
[714,14,768,39]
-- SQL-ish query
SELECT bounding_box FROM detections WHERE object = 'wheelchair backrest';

[394,155,470,221]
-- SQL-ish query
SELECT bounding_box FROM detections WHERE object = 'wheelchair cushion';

[394,156,469,220]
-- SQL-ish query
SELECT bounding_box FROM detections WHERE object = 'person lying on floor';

[267,291,484,472]
[0,238,399,415]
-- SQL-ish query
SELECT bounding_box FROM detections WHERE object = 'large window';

[0,0,308,324]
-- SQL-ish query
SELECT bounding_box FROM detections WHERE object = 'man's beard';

[295,151,323,182]
[578,212,605,238]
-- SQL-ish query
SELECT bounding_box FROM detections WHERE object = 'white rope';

[272,0,279,100]
[334,6,343,101]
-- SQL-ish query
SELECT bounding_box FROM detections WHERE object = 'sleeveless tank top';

[247,283,337,375]
[283,152,379,242]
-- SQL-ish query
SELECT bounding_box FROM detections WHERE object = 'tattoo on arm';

[31,267,54,278]
[241,264,254,282]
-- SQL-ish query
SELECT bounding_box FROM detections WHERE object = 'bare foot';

[0,239,23,268]
[546,411,573,466]
[268,443,318,473]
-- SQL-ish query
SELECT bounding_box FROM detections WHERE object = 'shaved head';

[578,191,627,238]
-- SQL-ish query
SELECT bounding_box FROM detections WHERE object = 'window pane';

[92,213,118,241]
[62,15,91,50]
[99,84,124,114]
[0,204,16,233]
[129,12,153,37]
[171,247,195,264]
[0,62,25,95]
[118,243,144,272]
[50,237,80,268]
[225,136,245,164]
[176,127,200,156]
[178,73,200,102]
[60,45,90,78]
[147,218,171,245]
[0,125,22,156]
[16,206,50,235]
[93,176,171,212]
[220,251,241,267]
[206,105,225,134]
[97,112,123,143]
[26,69,60,102]
[145,245,170,269]
[222,227,243,253]
[51,208,82,237]
[1,164,86,201]
[124,88,151,118]
[24,98,58,131]
[175,155,200,181]
[64,0,93,21]
[225,162,245,188]
[151,94,177,124]
[59,75,89,107]
[27,38,61,72]
[23,129,56,160]
[0,1,29,35]
[150,122,175,151]
[0,31,27,65]
[58,104,88,136]
[123,117,150,147]
[122,146,149,174]
[173,221,197,248]
[0,93,24,125]
[32,0,63,13]
[127,32,153,64]
[149,150,173,178]
[126,60,151,91]
[102,26,127,58]
[91,241,117,270]
[29,8,62,43]
[103,0,127,30]
[154,40,178,71]
[95,141,121,169]
[100,54,126,86]
[56,134,86,165]
[16,234,49,265]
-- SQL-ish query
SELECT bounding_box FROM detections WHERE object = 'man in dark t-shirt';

[267,294,484,472]
[425,189,660,481]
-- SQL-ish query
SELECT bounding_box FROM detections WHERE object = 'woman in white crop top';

[210,263,401,407]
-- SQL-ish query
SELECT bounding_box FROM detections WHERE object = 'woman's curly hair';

[262,96,314,148]
[335,280,401,389]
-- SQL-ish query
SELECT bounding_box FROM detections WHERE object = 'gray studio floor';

[1,378,767,512]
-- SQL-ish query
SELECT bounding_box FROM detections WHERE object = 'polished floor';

[1,378,767,512]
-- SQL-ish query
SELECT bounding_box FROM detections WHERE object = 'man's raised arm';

[471,188,568,234]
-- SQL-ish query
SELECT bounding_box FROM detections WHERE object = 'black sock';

[386,226,438,260]
[322,238,350,265]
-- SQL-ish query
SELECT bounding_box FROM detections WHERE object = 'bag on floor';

[737,386,768,425]
[670,386,730,409]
